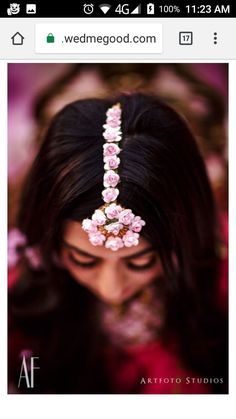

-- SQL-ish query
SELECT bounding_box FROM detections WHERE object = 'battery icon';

[147,3,155,14]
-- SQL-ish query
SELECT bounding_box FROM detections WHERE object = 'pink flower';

[92,209,106,225]
[123,231,140,247]
[130,216,146,232]
[118,209,135,225]
[82,218,98,234]
[89,232,106,246]
[103,170,120,188]
[105,203,122,219]
[103,127,121,142]
[8,228,27,268]
[104,155,120,170]
[105,236,124,251]
[103,143,121,156]
[105,107,121,127]
[8,228,27,248]
[106,118,120,128]
[102,187,119,203]
[106,105,121,119]
[107,110,120,118]
[24,247,43,270]
[105,222,123,235]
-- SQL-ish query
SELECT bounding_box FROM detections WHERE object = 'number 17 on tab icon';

[179,32,193,45]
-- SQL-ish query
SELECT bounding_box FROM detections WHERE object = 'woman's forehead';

[62,220,151,259]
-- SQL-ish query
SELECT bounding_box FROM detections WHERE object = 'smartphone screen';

[1,0,233,417]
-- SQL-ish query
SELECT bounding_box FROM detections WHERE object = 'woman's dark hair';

[9,93,228,393]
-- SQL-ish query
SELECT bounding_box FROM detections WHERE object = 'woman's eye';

[127,255,158,271]
[68,253,98,268]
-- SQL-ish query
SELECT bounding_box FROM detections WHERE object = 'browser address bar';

[35,23,162,54]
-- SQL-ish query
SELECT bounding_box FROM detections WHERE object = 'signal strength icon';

[131,4,141,14]
[99,4,112,14]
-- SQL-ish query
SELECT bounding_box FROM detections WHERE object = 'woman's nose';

[97,263,128,304]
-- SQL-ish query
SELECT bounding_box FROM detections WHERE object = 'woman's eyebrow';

[62,241,154,260]
[122,246,154,260]
[62,241,100,259]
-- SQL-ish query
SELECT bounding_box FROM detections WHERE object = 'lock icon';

[47,33,55,43]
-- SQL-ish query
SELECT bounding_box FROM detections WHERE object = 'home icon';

[11,32,24,45]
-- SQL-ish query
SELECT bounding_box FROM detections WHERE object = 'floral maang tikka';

[82,103,145,251]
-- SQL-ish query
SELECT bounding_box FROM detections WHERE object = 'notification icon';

[26,4,36,14]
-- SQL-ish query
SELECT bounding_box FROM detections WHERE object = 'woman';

[8,93,228,394]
